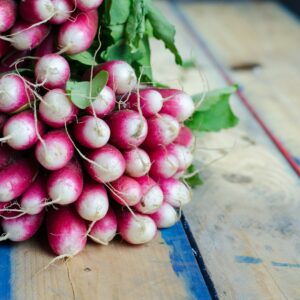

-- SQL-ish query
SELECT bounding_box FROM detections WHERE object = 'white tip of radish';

[51,0,73,24]
[77,0,103,11]
[167,144,193,172]
[149,202,178,228]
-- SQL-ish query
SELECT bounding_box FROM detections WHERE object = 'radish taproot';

[0,0,16,33]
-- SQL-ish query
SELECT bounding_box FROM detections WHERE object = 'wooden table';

[1,1,300,299]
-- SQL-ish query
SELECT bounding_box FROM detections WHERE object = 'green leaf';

[184,165,203,188]
[185,85,239,132]
[146,2,182,65]
[134,36,152,82]
[105,0,131,25]
[107,24,125,42]
[91,70,109,98]
[68,51,98,66]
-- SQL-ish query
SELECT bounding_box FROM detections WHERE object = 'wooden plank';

[153,1,300,299]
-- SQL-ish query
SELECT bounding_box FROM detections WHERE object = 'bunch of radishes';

[0,0,196,257]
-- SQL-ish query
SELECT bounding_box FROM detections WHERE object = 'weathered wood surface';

[153,1,300,299]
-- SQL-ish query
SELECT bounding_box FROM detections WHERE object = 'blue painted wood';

[0,243,11,300]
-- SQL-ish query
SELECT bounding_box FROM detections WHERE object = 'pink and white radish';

[159,178,191,207]
[149,202,178,228]
[72,115,110,149]
[50,0,74,24]
[35,130,74,170]
[110,175,142,206]
[19,176,47,215]
[158,89,195,122]
[34,31,56,57]
[84,144,125,183]
[0,0,16,33]
[0,74,32,113]
[174,126,195,149]
[2,110,44,150]
[123,148,151,178]
[117,210,157,245]
[35,54,70,89]
[106,110,148,150]
[85,85,115,118]
[46,206,87,256]
[126,88,163,117]
[47,160,83,205]
[167,143,193,172]
[142,114,180,149]
[75,181,108,221]
[76,0,103,12]
[58,9,98,54]
[148,146,179,179]
[0,211,44,242]
[0,158,38,202]
[39,89,77,128]
[89,207,117,245]
[133,176,163,214]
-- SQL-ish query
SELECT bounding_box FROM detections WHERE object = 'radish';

[34,31,56,57]
[35,130,74,170]
[47,160,83,205]
[159,178,191,207]
[0,144,15,169]
[76,0,103,12]
[149,202,178,228]
[118,210,157,245]
[0,112,7,133]
[58,9,98,54]
[75,181,108,221]
[133,176,163,214]
[39,89,77,128]
[72,115,110,149]
[106,110,148,150]
[20,176,47,215]
[0,211,44,242]
[0,39,9,58]
[174,126,195,148]
[110,175,142,206]
[0,0,16,33]
[167,143,193,172]
[142,114,180,149]
[2,110,44,150]
[50,0,74,24]
[0,158,38,202]
[158,89,195,122]
[84,144,125,183]
[89,207,117,245]
[126,88,163,117]
[0,74,32,113]
[9,21,50,51]
[85,85,115,118]
[123,148,151,178]
[35,54,70,89]
[46,206,87,256]
[148,146,179,179]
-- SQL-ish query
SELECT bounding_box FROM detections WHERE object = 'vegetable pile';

[0,0,238,257]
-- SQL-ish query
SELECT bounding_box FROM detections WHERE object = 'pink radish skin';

[1,211,44,242]
[34,32,56,57]
[39,89,77,128]
[46,206,87,256]
[20,176,47,215]
[167,144,193,172]
[0,74,32,113]
[85,85,115,118]
[76,0,103,11]
[89,207,117,245]
[47,160,83,205]
[0,158,38,202]
[118,210,157,245]
[110,175,142,206]
[123,148,151,178]
[127,89,163,117]
[35,130,74,170]
[58,9,98,54]
[142,114,180,149]
[0,50,30,73]
[72,115,110,149]
[75,181,108,221]
[85,144,125,183]
[3,110,44,150]
[133,176,163,214]
[158,89,195,122]
[149,202,178,228]
[148,147,179,179]
[0,144,15,169]
[35,54,70,89]
[0,39,9,58]
[106,110,148,150]
[0,0,16,33]
[174,126,195,148]
[9,22,50,51]
[0,112,7,133]
[159,178,191,207]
